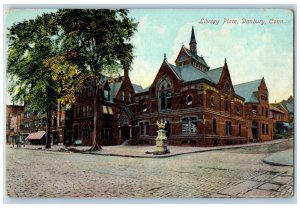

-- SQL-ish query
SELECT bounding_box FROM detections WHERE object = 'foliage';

[7,12,59,112]
[8,9,138,150]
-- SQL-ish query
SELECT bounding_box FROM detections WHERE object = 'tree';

[7,13,59,148]
[46,9,137,151]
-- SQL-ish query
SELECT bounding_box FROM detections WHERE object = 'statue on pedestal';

[153,119,170,155]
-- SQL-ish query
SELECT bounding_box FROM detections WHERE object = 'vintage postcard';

[5,7,294,201]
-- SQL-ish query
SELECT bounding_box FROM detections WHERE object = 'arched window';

[142,103,148,112]
[158,78,172,110]
[128,93,132,103]
[224,83,230,94]
[186,95,193,105]
[238,123,242,137]
[225,121,232,135]
[210,96,215,107]
[166,92,172,109]
[225,100,229,111]
[160,92,166,110]
[121,91,125,101]
[212,118,217,134]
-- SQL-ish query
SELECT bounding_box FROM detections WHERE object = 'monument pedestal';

[153,123,170,155]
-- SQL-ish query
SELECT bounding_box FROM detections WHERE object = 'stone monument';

[153,120,170,155]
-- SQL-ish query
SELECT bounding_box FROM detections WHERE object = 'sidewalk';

[263,148,293,166]
[7,138,292,158]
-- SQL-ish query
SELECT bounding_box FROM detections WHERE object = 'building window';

[262,123,265,134]
[224,83,230,94]
[142,103,147,113]
[59,115,62,126]
[236,105,240,114]
[101,127,112,140]
[225,121,232,135]
[128,93,132,103]
[89,105,92,116]
[186,95,193,105]
[76,107,79,118]
[261,107,264,116]
[83,106,85,117]
[166,92,172,109]
[225,100,229,111]
[182,117,197,134]
[266,124,269,134]
[104,89,110,101]
[266,108,268,117]
[102,105,113,115]
[139,121,150,135]
[122,91,125,101]
[212,118,217,134]
[252,106,257,115]
[158,78,172,111]
[160,93,166,109]
[238,123,242,137]
[145,122,150,135]
[210,96,214,107]
[140,122,144,135]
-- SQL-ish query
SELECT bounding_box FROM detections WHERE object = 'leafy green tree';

[7,13,59,148]
[46,9,137,151]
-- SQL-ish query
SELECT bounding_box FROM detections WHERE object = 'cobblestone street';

[6,140,294,198]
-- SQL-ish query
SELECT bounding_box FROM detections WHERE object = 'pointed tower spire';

[189,26,197,55]
[224,58,228,69]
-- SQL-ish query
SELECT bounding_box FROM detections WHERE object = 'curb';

[8,138,292,159]
[262,159,293,167]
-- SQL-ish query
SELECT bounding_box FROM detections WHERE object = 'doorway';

[121,125,130,142]
[252,121,259,140]
[164,121,171,138]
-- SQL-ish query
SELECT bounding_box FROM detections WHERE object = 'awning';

[25,131,46,140]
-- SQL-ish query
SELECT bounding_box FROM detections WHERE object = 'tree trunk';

[45,108,51,149]
[90,80,102,151]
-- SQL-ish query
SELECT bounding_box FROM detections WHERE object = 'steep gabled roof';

[270,104,286,114]
[108,79,124,102]
[182,46,209,68]
[166,62,223,85]
[233,79,262,103]
[132,84,149,93]
[206,67,223,83]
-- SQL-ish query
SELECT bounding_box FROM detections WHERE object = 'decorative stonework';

[153,120,170,155]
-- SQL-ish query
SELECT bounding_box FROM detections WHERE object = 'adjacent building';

[234,78,274,142]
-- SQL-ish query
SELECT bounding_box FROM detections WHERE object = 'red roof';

[25,131,46,140]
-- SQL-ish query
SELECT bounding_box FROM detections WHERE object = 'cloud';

[130,58,160,89]
[152,25,168,37]
[169,23,293,103]
[138,16,148,31]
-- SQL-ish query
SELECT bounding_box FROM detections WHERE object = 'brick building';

[50,103,73,144]
[7,27,288,147]
[6,105,24,143]
[69,26,278,147]
[128,27,248,146]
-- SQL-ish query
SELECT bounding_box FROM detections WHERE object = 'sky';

[5,8,294,104]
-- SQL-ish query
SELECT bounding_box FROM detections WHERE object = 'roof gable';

[234,79,262,103]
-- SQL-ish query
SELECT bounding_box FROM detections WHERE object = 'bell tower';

[189,26,197,55]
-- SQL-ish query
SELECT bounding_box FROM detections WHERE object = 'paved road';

[6,141,294,198]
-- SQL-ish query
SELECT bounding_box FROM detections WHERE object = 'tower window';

[128,93,132,103]
[121,91,125,101]
[186,95,193,105]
